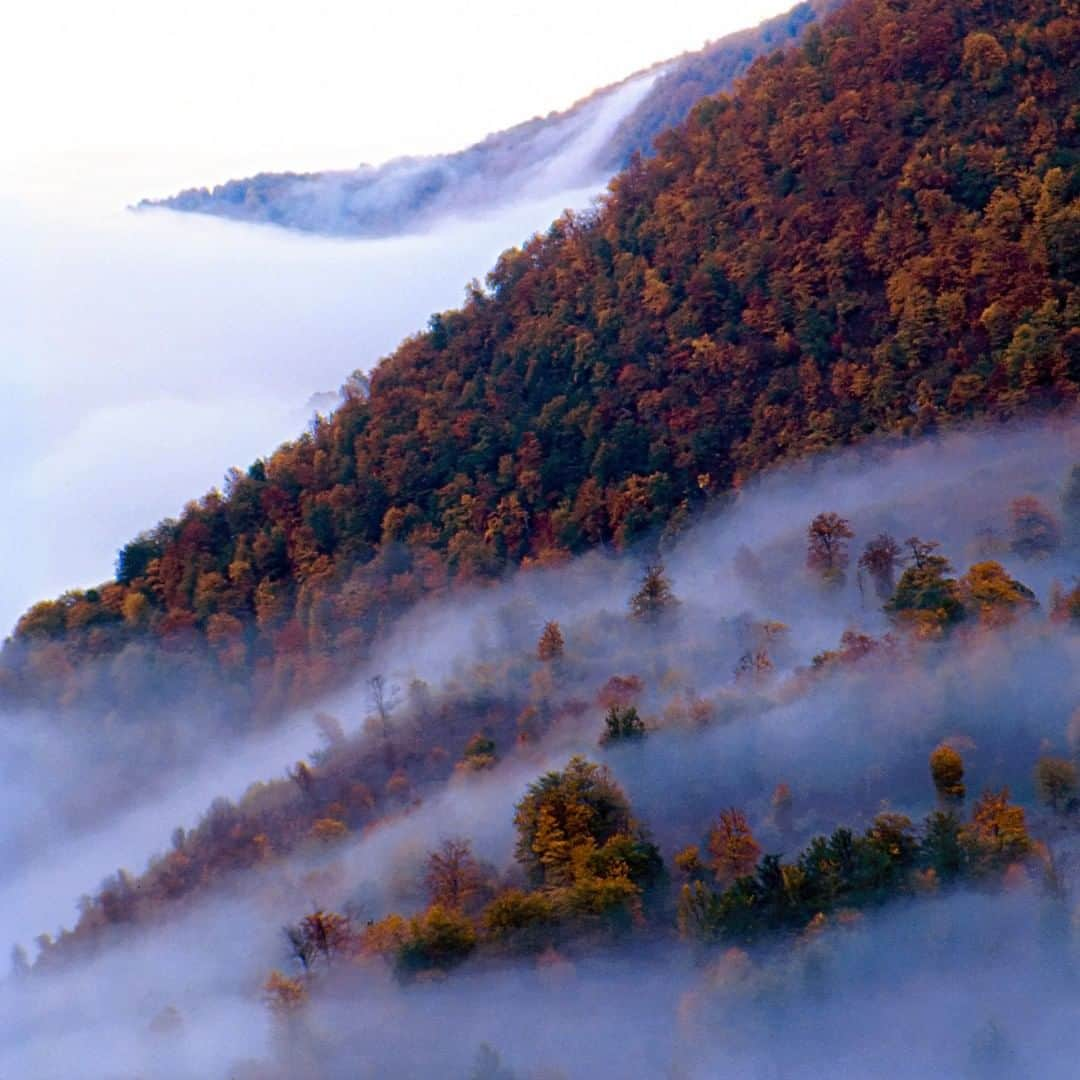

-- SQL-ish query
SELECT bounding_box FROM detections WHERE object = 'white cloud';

[2,0,797,180]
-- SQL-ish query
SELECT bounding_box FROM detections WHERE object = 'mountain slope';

[137,1,835,237]
[7,0,1078,730]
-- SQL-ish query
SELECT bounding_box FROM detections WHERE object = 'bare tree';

[425,838,488,912]
[904,536,942,570]
[368,674,401,771]
[285,908,352,972]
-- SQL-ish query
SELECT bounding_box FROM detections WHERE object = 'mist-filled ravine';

[3,417,1079,1077]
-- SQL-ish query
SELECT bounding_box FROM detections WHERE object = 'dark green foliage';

[600,704,647,745]
[588,832,665,892]
[886,547,965,628]
[922,811,964,881]
[678,799,1028,944]
[481,890,557,953]
[116,532,164,585]
[396,905,477,975]
[463,733,496,759]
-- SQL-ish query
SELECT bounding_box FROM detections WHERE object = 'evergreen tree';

[886,539,964,630]
[629,561,678,623]
[600,704,647,746]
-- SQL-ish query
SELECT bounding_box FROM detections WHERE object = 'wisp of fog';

[2,417,1077,1077]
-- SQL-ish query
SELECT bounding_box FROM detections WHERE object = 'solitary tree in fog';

[859,533,901,599]
[425,838,488,912]
[1034,756,1078,814]
[369,673,400,770]
[1009,495,1061,559]
[708,808,762,886]
[630,561,678,623]
[600,703,647,745]
[806,512,854,585]
[536,620,565,662]
[929,744,966,802]
[290,908,352,970]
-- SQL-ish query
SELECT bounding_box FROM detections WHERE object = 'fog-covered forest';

[3,0,1078,1075]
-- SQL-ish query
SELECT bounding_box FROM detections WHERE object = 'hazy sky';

[4,0,797,199]
[0,1,799,633]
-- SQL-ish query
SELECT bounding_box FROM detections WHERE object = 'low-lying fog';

[2,418,1077,1077]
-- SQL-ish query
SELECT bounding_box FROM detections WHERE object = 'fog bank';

[0,177,610,636]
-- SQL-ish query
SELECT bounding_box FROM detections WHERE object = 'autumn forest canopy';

[5,0,1077,736]
[3,0,1080,1075]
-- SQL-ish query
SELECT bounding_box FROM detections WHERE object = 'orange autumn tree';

[807,513,854,586]
[959,790,1033,875]
[708,809,762,887]
[536,621,565,662]
[958,561,1038,626]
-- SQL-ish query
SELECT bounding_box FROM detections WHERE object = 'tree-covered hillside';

[597,0,828,172]
[6,0,1077,728]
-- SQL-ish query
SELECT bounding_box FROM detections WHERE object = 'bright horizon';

[4,0,799,204]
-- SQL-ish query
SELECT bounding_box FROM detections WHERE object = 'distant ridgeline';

[8,0,1078,731]
[136,1,835,237]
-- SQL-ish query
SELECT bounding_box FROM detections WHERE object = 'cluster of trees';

[257,742,1048,1032]
[30,672,540,968]
[28,485,1079,968]
[802,483,1079,646]
[4,0,1076,733]
[675,785,1036,943]
[261,755,664,1008]
[27,563,678,968]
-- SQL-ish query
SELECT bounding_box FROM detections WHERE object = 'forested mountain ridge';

[6,0,1078,731]
[137,1,835,237]
[595,0,827,173]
